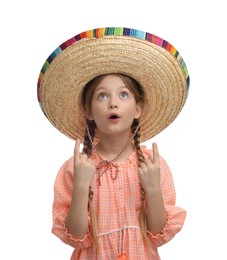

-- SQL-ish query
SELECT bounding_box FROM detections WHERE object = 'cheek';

[92,103,101,113]
[127,101,140,117]
[90,103,105,121]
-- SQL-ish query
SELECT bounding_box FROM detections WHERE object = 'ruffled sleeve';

[51,157,92,249]
[144,151,187,247]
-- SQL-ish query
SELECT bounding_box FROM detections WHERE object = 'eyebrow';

[94,86,128,92]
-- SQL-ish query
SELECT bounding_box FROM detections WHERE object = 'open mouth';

[109,115,119,119]
[108,113,120,120]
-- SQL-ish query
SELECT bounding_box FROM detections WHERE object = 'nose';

[109,104,118,109]
[108,96,119,109]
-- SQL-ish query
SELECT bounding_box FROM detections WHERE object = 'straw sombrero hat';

[37,27,190,142]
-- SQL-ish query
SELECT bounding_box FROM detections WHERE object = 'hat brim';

[38,28,189,142]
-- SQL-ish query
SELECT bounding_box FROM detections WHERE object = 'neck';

[95,132,134,161]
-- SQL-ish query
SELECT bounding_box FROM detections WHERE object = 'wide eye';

[98,92,108,100]
[119,91,129,99]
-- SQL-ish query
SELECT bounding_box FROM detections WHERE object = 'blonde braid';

[82,120,99,248]
[88,187,98,249]
[132,120,145,163]
[132,120,153,251]
[82,120,96,157]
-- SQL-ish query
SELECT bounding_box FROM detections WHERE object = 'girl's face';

[87,74,142,137]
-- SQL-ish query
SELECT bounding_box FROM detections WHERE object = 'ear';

[86,112,94,120]
[84,108,94,120]
[134,103,142,119]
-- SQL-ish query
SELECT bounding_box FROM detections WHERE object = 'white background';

[1,0,226,259]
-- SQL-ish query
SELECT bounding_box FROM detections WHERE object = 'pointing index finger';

[152,142,159,164]
[74,139,81,162]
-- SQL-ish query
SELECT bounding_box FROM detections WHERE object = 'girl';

[38,27,189,259]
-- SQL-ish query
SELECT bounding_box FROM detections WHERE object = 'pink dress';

[52,146,186,259]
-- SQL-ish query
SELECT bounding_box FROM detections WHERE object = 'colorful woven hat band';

[38,28,189,96]
[37,27,190,142]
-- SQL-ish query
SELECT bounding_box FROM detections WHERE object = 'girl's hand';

[138,143,161,195]
[73,139,96,189]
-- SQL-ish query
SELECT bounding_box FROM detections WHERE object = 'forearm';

[146,188,167,235]
[65,185,89,238]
